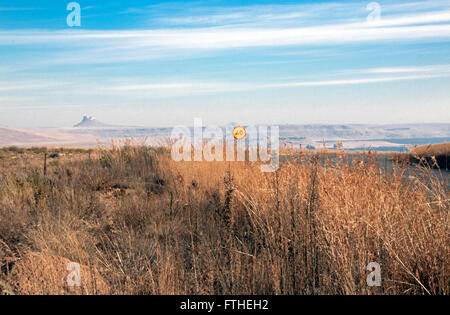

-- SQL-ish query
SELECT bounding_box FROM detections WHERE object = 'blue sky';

[0,0,449,128]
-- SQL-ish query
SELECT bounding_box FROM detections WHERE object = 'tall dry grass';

[0,145,448,295]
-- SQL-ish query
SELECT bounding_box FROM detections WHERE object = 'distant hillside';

[74,116,112,128]
[67,121,450,140]
[0,126,97,147]
[278,123,450,140]
[412,142,450,156]
[411,142,449,170]
[1,121,449,150]
[0,127,57,145]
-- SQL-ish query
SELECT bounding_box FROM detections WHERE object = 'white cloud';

[364,11,450,27]
[102,70,450,94]
[2,22,450,51]
[0,1,449,67]
[3,64,450,97]
[365,64,450,74]
[1,3,450,49]
[270,73,450,87]
[0,81,66,91]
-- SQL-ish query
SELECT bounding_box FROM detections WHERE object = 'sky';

[0,0,449,128]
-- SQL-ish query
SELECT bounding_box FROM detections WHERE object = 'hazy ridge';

[1,119,449,150]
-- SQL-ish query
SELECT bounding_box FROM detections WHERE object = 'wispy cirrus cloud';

[364,64,450,74]
[127,0,450,28]
[1,1,449,67]
[3,63,450,96]
[0,81,67,92]
[99,74,449,96]
[2,2,449,49]
[1,21,450,58]
[269,73,450,88]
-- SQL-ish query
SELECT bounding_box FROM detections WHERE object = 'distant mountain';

[74,116,112,128]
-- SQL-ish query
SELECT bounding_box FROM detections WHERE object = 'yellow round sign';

[233,126,246,140]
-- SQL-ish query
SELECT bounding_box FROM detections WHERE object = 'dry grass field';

[0,145,448,295]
